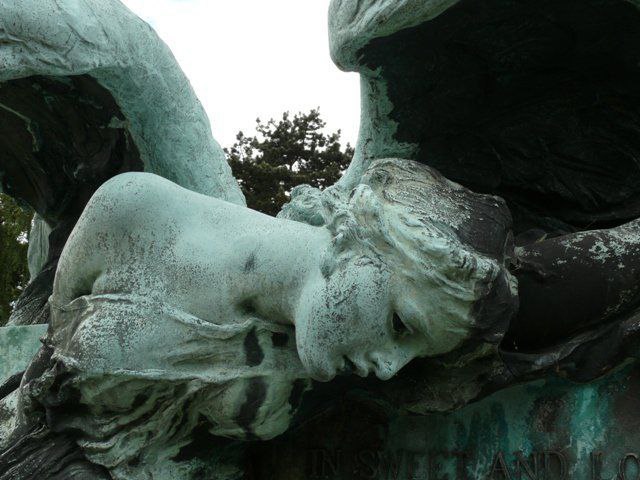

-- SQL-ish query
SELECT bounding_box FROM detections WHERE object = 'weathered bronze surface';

[2,0,640,478]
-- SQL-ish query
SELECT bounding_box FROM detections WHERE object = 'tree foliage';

[0,193,31,326]
[225,109,354,216]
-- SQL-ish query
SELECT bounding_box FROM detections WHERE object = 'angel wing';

[0,0,245,324]
[330,0,640,235]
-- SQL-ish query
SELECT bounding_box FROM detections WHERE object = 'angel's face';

[295,256,429,382]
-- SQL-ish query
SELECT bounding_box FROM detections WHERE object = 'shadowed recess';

[361,0,640,235]
[0,75,143,325]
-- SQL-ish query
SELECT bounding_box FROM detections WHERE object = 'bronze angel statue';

[1,0,640,478]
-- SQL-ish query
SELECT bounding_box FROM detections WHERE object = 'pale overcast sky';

[120,0,361,149]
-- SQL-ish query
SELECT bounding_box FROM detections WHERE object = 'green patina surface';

[385,372,621,479]
[0,325,46,382]
[249,364,640,479]
[1,1,640,478]
[0,0,244,206]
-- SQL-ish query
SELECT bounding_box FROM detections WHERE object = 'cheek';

[326,267,390,345]
[295,288,347,380]
[295,267,392,378]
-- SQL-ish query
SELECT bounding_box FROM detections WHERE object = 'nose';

[369,352,411,381]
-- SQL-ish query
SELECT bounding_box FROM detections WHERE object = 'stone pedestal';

[2,326,639,480]
[246,365,640,479]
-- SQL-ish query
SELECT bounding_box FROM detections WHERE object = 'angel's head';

[282,158,517,381]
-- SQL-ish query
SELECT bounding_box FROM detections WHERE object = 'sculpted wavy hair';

[279,158,517,345]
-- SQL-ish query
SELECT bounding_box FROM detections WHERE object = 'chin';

[307,364,339,382]
[374,368,397,381]
[297,348,339,382]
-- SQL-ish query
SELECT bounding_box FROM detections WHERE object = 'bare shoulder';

[83,172,224,229]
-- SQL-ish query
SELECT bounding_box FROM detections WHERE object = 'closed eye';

[392,313,410,336]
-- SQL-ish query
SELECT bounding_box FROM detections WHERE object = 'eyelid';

[392,312,412,336]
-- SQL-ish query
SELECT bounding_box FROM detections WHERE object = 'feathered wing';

[0,0,245,324]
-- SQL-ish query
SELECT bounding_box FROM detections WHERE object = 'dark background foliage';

[0,193,32,325]
[225,109,353,216]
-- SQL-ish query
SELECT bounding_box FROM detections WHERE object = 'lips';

[340,354,371,377]
[338,352,408,380]
[341,355,358,374]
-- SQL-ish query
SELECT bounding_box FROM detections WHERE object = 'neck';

[231,214,330,325]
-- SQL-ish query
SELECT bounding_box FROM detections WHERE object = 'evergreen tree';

[225,109,354,216]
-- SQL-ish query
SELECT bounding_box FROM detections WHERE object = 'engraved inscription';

[303,448,640,479]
